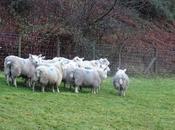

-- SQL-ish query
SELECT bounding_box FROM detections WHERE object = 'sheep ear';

[81,57,84,60]
[41,56,45,59]
[38,54,42,57]
[124,69,127,72]
[29,54,32,59]
[117,67,120,71]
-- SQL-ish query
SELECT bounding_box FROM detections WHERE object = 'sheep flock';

[4,54,129,96]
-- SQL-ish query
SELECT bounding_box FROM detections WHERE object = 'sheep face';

[29,54,44,66]
[116,68,127,75]
[99,58,110,66]
[73,56,84,62]
[97,68,108,80]
[113,68,129,96]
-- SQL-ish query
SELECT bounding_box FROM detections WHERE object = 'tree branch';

[93,0,118,24]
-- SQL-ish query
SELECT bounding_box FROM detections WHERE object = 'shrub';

[3,0,32,16]
[118,0,175,21]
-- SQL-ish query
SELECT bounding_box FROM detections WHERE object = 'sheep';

[99,58,110,66]
[33,56,110,93]
[54,57,80,89]
[61,66,75,90]
[63,57,110,93]
[32,63,63,93]
[75,57,110,73]
[38,57,70,66]
[38,57,65,64]
[113,68,129,96]
[72,56,84,62]
[73,66,108,94]
[53,57,70,64]
[4,54,43,87]
[33,57,74,90]
[62,60,109,91]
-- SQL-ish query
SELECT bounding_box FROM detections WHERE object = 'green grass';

[0,73,175,130]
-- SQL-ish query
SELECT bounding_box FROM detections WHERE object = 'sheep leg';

[96,87,99,94]
[56,85,60,93]
[6,80,10,86]
[123,91,125,96]
[120,90,125,96]
[32,82,35,92]
[91,88,96,94]
[71,84,75,91]
[42,86,45,93]
[6,75,10,86]
[98,85,101,91]
[13,78,17,88]
[75,86,79,93]
[94,88,96,94]
[28,79,32,88]
[91,88,94,94]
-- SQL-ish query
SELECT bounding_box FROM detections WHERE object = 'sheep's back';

[74,68,100,87]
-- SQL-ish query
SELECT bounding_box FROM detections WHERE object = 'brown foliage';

[0,0,174,52]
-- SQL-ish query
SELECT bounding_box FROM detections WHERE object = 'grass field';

[0,73,175,130]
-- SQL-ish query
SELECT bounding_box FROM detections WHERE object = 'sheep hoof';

[123,92,126,97]
[42,88,45,93]
[75,87,79,93]
[75,91,79,93]
[75,90,79,93]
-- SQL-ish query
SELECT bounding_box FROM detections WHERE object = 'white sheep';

[35,57,78,90]
[53,57,70,64]
[62,66,76,89]
[32,63,63,93]
[4,54,43,87]
[99,58,110,66]
[113,68,129,96]
[73,66,108,94]
[56,57,80,89]
[72,56,84,62]
[75,57,110,73]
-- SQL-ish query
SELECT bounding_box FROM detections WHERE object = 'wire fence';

[75,42,175,75]
[0,33,175,75]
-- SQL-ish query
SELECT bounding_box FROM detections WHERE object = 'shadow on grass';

[2,77,32,90]
[0,75,112,95]
[32,85,73,93]
[60,85,97,94]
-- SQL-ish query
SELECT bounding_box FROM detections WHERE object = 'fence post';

[18,35,22,57]
[153,47,158,73]
[92,42,96,60]
[118,52,122,68]
[118,43,123,68]
[57,38,61,57]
